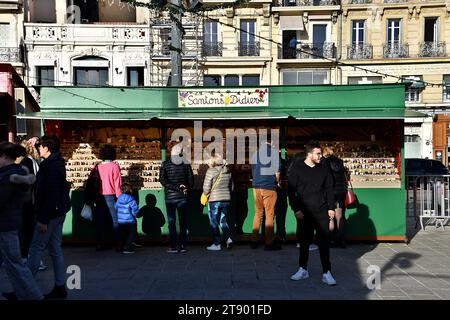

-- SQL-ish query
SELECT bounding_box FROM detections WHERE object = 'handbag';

[84,163,101,206]
[344,180,358,208]
[200,167,224,206]
[81,204,93,221]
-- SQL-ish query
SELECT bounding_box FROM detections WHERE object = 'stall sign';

[178,88,269,108]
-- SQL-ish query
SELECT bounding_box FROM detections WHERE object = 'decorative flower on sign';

[255,88,268,102]
[179,91,189,107]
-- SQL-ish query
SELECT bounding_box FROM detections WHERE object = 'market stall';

[18,83,409,242]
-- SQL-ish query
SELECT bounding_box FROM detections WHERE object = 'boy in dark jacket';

[159,144,193,253]
[115,183,140,254]
[27,135,71,299]
[0,142,43,300]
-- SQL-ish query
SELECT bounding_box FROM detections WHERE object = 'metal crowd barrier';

[406,175,450,230]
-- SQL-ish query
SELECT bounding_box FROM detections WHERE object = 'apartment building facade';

[0,0,25,75]
[340,0,450,162]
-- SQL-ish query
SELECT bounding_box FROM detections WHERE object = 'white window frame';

[424,17,439,43]
[351,20,365,44]
[240,19,256,44]
[403,76,423,103]
[308,21,331,43]
[204,21,219,43]
[387,19,402,45]
[281,69,329,85]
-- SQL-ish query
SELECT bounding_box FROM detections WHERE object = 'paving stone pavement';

[1,218,450,300]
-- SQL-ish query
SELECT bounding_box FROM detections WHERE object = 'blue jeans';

[0,231,43,299]
[208,201,232,245]
[165,199,188,249]
[95,195,120,243]
[27,215,66,286]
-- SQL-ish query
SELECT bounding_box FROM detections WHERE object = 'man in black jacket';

[288,141,337,286]
[159,144,194,253]
[27,135,71,299]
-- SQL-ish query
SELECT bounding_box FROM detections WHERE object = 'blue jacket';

[115,194,139,225]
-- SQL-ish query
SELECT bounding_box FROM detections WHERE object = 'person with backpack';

[202,154,233,251]
[26,135,71,299]
[0,142,43,300]
[322,146,348,248]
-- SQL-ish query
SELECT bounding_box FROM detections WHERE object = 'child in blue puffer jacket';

[115,183,140,254]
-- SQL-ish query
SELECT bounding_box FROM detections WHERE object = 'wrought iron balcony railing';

[384,0,408,3]
[383,43,409,58]
[418,42,446,57]
[238,42,260,56]
[276,0,339,7]
[278,42,336,59]
[202,42,223,57]
[347,43,373,59]
[0,47,21,63]
[348,0,372,4]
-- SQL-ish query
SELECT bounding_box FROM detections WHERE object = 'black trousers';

[119,224,137,251]
[298,211,331,274]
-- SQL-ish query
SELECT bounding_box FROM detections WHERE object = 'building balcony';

[383,43,409,58]
[151,43,199,59]
[202,42,223,57]
[275,0,341,7]
[24,23,150,45]
[238,42,260,57]
[384,0,408,3]
[275,0,340,7]
[348,0,372,4]
[418,42,446,58]
[0,47,21,63]
[278,42,336,59]
[0,0,20,10]
[347,44,373,59]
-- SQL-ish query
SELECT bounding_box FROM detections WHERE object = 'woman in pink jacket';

[94,145,122,251]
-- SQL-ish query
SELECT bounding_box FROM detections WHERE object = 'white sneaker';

[296,243,300,248]
[38,260,47,271]
[309,244,318,251]
[206,244,221,251]
[290,267,309,281]
[226,238,233,249]
[322,271,337,286]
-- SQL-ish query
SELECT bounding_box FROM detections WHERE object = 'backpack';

[84,163,102,206]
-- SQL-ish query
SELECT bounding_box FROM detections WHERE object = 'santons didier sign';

[178,88,269,108]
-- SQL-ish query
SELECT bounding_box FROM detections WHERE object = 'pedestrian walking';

[0,142,43,300]
[27,135,72,299]
[288,141,337,285]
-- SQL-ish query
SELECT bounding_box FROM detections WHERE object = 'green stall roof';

[29,84,407,120]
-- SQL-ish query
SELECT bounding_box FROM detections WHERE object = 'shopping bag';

[81,204,93,221]
[344,189,358,208]
[329,218,335,232]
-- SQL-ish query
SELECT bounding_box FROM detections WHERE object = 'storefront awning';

[288,108,412,119]
[16,112,159,121]
[158,111,290,120]
[404,110,431,118]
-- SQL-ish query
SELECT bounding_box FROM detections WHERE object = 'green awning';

[288,108,408,119]
[16,112,158,121]
[158,111,290,120]
[404,110,431,118]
